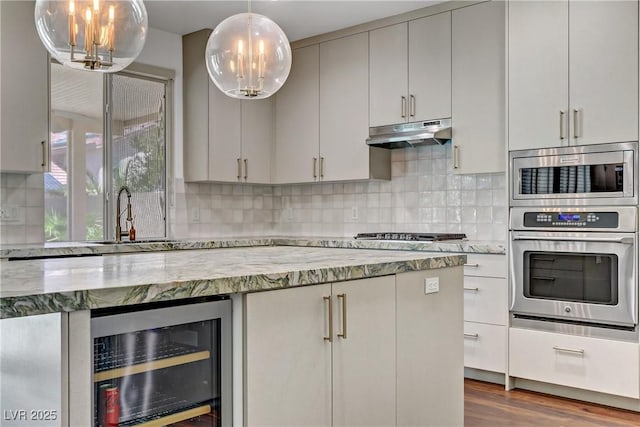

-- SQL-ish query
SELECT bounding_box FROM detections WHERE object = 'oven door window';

[523,251,618,304]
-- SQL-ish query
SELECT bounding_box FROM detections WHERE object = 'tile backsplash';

[0,173,45,244]
[178,145,507,242]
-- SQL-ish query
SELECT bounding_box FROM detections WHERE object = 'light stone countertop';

[0,245,466,319]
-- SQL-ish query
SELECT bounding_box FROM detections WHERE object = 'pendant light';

[205,0,292,99]
[34,0,148,73]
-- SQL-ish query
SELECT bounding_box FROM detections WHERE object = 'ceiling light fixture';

[205,0,292,99]
[34,0,148,73]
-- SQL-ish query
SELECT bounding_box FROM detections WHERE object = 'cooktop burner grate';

[354,232,467,241]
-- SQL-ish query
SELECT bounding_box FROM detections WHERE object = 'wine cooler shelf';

[94,341,210,382]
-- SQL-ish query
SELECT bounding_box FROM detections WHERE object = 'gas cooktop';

[354,232,467,242]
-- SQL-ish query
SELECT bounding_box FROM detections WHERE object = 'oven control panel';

[523,211,619,228]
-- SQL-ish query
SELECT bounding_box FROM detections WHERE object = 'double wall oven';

[509,142,638,339]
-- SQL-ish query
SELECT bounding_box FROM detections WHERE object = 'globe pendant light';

[205,1,292,99]
[34,0,148,73]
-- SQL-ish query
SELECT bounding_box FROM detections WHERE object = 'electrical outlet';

[424,277,439,294]
[351,206,358,220]
[285,208,293,221]
[189,207,200,223]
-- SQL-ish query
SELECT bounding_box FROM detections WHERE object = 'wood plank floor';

[465,379,640,427]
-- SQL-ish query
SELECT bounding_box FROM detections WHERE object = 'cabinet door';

[331,276,396,427]
[396,268,464,427]
[0,0,48,173]
[274,45,320,184]
[245,284,332,427]
[409,12,451,121]
[208,85,241,182]
[369,23,408,127]
[570,0,638,145]
[508,0,569,150]
[241,98,273,184]
[319,32,370,181]
[452,0,505,174]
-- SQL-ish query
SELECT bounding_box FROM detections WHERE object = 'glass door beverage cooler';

[91,298,232,427]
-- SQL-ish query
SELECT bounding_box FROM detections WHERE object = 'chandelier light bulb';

[205,12,292,99]
[34,0,148,73]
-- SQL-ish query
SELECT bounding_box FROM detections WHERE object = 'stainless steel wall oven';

[509,142,639,340]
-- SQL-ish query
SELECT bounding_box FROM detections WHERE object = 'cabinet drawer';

[464,322,505,373]
[463,277,507,325]
[509,328,640,398]
[464,254,506,278]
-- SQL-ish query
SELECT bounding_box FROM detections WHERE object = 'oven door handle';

[512,235,634,244]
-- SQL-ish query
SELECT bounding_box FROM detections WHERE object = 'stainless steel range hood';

[366,118,452,149]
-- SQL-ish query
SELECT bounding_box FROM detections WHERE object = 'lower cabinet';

[244,267,464,427]
[509,328,640,399]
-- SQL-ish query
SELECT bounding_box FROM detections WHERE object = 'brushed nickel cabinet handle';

[463,287,479,292]
[453,145,460,169]
[410,94,416,117]
[237,158,242,180]
[41,140,46,167]
[553,345,584,356]
[323,296,332,342]
[573,108,580,139]
[464,333,479,339]
[244,159,248,180]
[320,157,325,179]
[337,293,347,339]
[401,96,407,118]
[313,157,318,179]
[559,110,566,140]
[464,263,479,268]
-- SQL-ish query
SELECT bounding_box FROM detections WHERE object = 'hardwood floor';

[465,379,640,427]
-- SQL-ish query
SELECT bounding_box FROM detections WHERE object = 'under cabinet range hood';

[366,118,452,149]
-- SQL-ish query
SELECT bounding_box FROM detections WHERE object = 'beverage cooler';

[91,298,232,427]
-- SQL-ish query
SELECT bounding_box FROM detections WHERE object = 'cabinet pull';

[553,346,584,356]
[237,158,242,180]
[401,96,407,118]
[463,287,479,292]
[532,276,556,282]
[559,110,566,140]
[464,263,479,268]
[323,296,332,342]
[41,140,46,167]
[244,159,248,180]
[464,333,479,339]
[573,108,581,139]
[313,157,318,179]
[337,293,347,339]
[320,157,325,179]
[409,94,416,117]
[453,145,460,169]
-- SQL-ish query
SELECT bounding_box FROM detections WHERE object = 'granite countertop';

[0,236,505,259]
[0,246,466,319]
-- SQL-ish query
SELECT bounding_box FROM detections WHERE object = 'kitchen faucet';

[115,185,133,242]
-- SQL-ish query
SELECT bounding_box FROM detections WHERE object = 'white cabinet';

[508,0,638,150]
[461,254,507,374]
[509,328,640,398]
[451,0,505,175]
[244,276,395,427]
[275,36,389,184]
[369,13,452,127]
[0,0,49,173]
[183,30,273,183]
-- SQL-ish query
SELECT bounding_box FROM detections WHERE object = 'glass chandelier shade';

[205,12,292,99]
[34,0,148,73]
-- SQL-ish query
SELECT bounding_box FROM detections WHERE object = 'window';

[45,62,169,242]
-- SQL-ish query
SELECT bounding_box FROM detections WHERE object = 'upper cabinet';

[508,0,638,150]
[183,30,273,183]
[451,0,505,175]
[0,0,49,174]
[275,36,389,184]
[369,13,452,127]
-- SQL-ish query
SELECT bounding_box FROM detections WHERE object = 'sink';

[93,239,177,245]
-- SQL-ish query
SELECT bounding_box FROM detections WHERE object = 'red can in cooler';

[103,387,120,426]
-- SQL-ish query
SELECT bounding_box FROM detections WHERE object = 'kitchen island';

[1,245,465,427]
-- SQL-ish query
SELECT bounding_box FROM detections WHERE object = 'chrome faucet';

[115,185,133,242]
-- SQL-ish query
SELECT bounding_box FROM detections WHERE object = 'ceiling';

[144,0,443,40]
